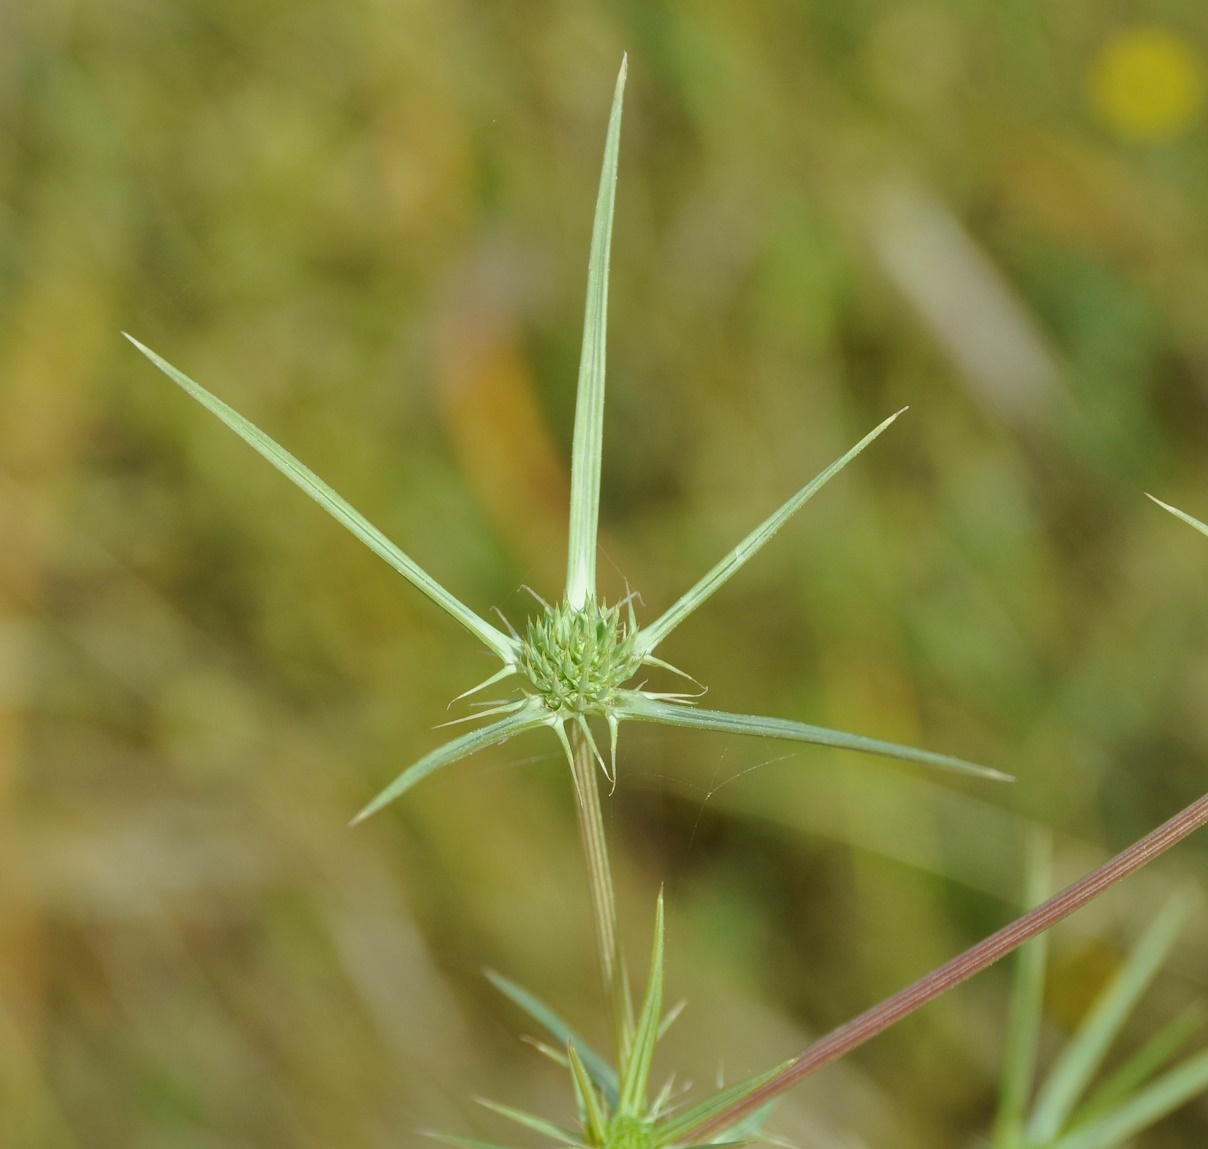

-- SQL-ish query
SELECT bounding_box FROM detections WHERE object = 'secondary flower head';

[126,56,1007,830]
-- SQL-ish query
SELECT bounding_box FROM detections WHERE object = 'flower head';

[126,57,1007,828]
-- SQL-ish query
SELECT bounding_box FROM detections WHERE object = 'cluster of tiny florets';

[517,598,642,716]
[603,1115,657,1149]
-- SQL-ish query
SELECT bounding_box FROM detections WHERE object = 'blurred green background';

[4,2,1208,1146]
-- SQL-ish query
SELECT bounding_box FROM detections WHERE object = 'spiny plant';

[125,59,1003,829]
[127,55,1208,1149]
[444,893,795,1149]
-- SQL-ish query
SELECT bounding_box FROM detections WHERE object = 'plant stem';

[570,723,633,1071]
[684,788,1208,1144]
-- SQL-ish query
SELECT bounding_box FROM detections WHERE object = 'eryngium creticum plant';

[128,56,1008,1149]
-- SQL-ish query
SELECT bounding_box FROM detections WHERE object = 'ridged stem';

[684,789,1208,1144]
[570,723,633,1071]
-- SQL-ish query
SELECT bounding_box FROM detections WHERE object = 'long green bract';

[351,703,549,824]
[485,969,620,1107]
[618,693,1010,781]
[125,334,518,664]
[1149,494,1208,539]
[566,58,627,610]
[474,1098,583,1145]
[618,892,664,1117]
[636,409,905,657]
[423,1134,524,1149]
[653,1060,795,1147]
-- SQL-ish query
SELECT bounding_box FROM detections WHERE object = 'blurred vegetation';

[3,2,1208,1146]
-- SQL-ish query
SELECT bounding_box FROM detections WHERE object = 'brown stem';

[569,724,633,1070]
[683,790,1208,1144]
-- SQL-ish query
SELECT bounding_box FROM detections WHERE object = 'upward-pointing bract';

[128,57,1008,826]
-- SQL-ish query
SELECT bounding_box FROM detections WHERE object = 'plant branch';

[569,723,634,1072]
[683,789,1208,1144]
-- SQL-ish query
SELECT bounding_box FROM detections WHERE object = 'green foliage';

[992,876,1208,1149]
[129,60,1005,829]
[103,24,1208,1149]
[486,894,778,1148]
[1150,495,1208,540]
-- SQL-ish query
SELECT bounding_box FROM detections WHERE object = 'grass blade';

[485,970,620,1107]
[1071,1003,1205,1128]
[1049,1049,1208,1149]
[619,891,665,1117]
[1026,893,1190,1144]
[636,409,904,656]
[126,334,519,663]
[1148,494,1208,539]
[568,1043,609,1143]
[653,1060,794,1147]
[565,56,627,609]
[994,830,1053,1148]
[350,704,548,824]
[618,693,1009,782]
[474,1099,584,1146]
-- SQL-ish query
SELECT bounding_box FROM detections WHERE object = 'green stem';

[569,723,634,1071]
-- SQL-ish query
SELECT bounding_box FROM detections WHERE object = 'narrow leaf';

[721,1099,779,1141]
[1026,893,1190,1144]
[566,56,627,609]
[423,1133,524,1149]
[1148,494,1208,540]
[126,334,518,663]
[618,693,1009,782]
[620,890,665,1116]
[994,830,1053,1147]
[658,999,687,1041]
[475,1098,584,1145]
[568,1043,609,1144]
[1071,1004,1205,1128]
[654,1060,795,1147]
[1049,1049,1208,1149]
[350,704,549,824]
[636,410,905,656]
[485,969,620,1107]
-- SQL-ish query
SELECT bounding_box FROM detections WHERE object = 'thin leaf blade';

[654,1059,795,1147]
[619,890,665,1117]
[126,334,518,663]
[351,705,548,824]
[1149,494,1208,539]
[636,409,905,656]
[566,57,627,609]
[485,969,620,1107]
[1071,1003,1205,1128]
[1049,1049,1208,1149]
[423,1133,524,1149]
[568,1043,609,1144]
[618,694,1009,782]
[1026,893,1190,1144]
[994,831,1053,1148]
[475,1098,584,1146]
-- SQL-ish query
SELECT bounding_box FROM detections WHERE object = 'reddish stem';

[683,790,1208,1144]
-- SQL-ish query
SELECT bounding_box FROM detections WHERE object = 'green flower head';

[126,56,1007,828]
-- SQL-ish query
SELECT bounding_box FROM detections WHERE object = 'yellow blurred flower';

[1089,26,1205,142]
